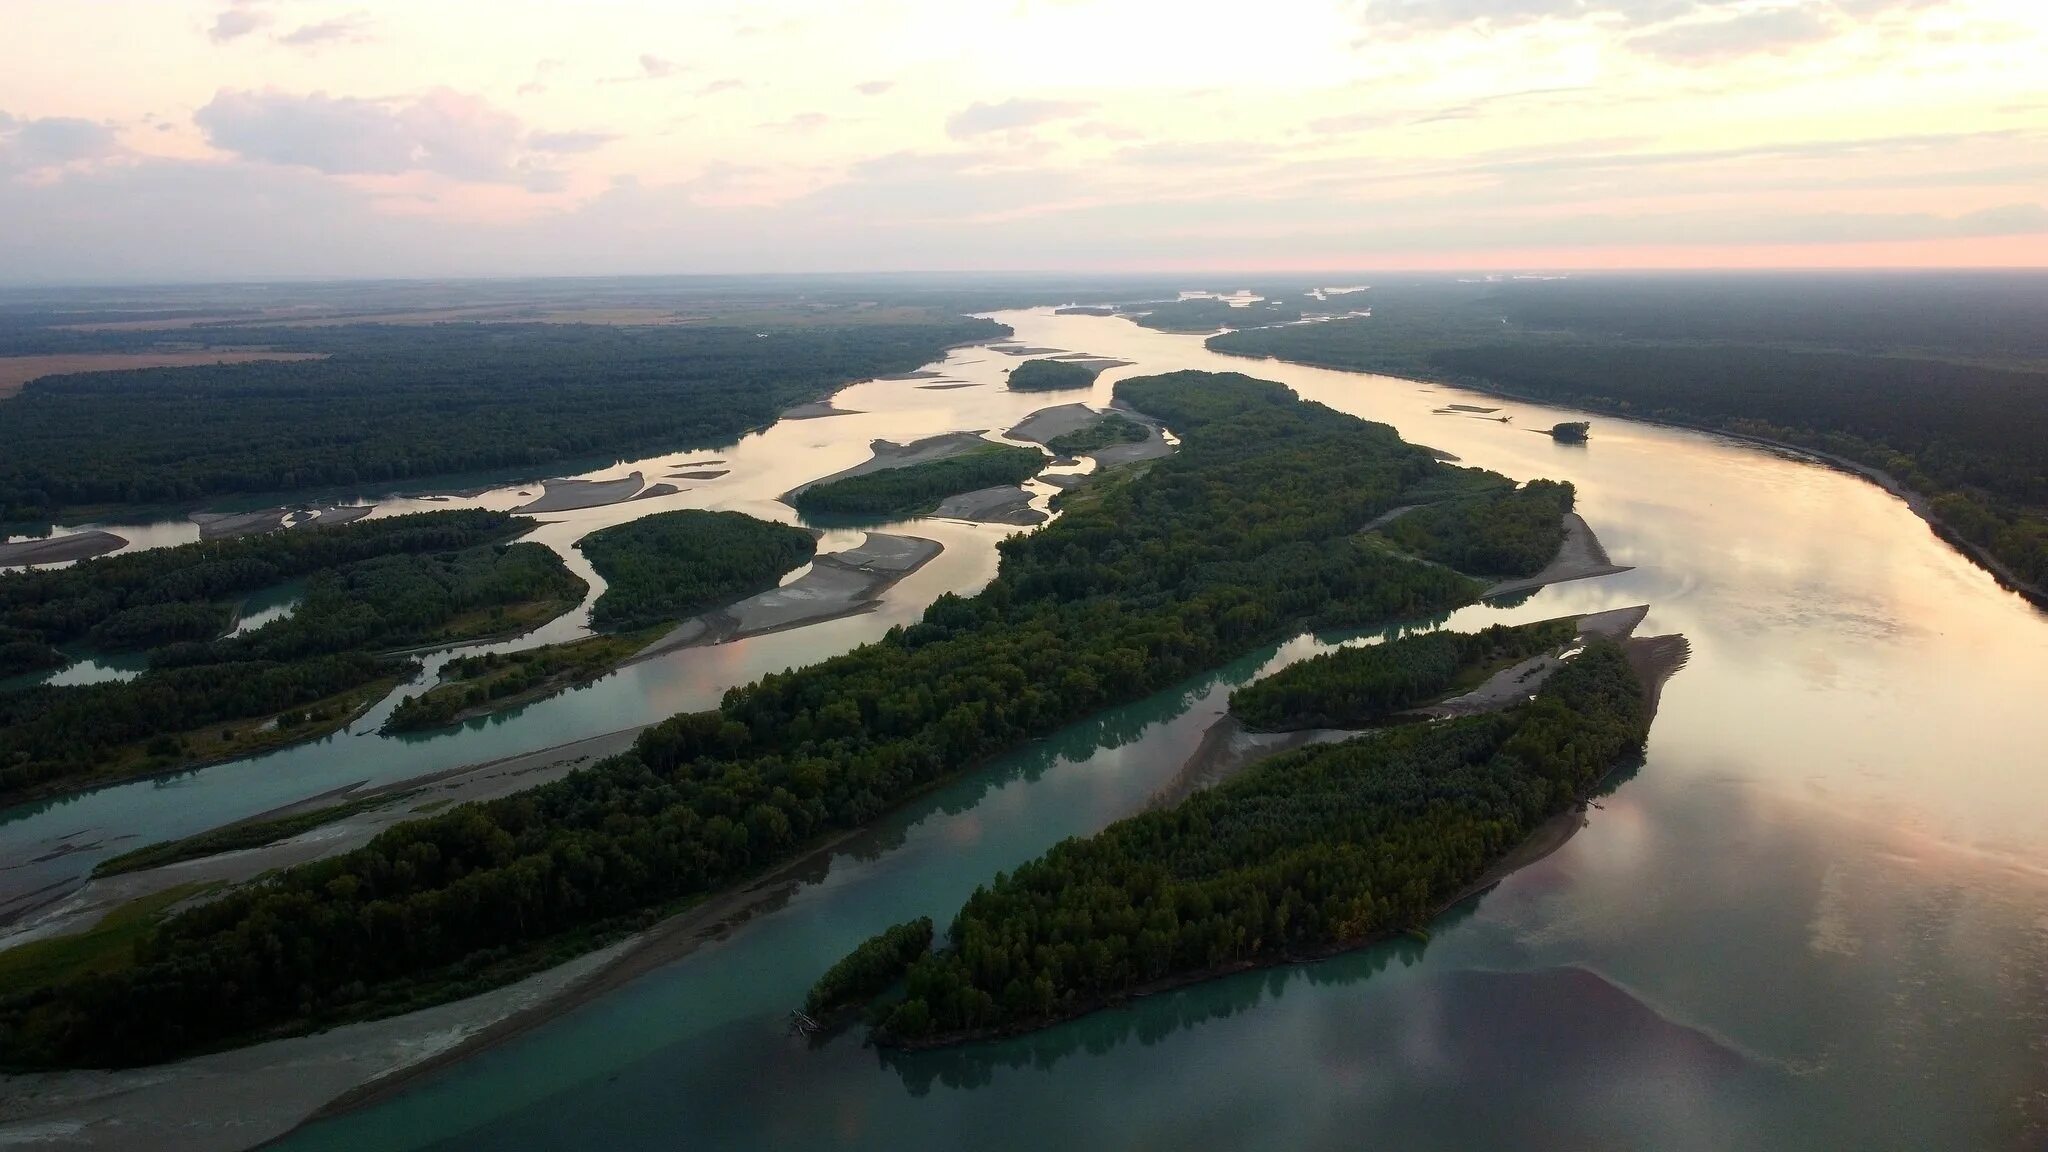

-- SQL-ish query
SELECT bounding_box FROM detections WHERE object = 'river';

[13,307,2048,1149]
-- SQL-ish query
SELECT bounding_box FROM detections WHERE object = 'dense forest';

[789,445,1047,519]
[0,318,1002,525]
[0,370,1547,1069]
[1229,618,1580,731]
[1007,360,1099,391]
[0,511,584,801]
[805,917,934,1016]
[1043,413,1151,456]
[853,640,1648,1044]
[1377,481,1574,578]
[1209,278,2048,594]
[578,510,818,631]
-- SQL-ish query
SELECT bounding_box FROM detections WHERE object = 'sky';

[1,0,2044,281]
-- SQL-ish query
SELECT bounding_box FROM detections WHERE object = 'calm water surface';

[16,309,2048,1148]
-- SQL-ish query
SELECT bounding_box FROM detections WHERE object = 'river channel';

[10,307,2048,1149]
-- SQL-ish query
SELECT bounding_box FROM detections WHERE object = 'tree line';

[1043,413,1149,456]
[0,370,1538,1068]
[1229,618,1580,730]
[1007,360,1099,392]
[854,639,1648,1044]
[790,445,1047,520]
[1376,481,1574,579]
[0,512,584,802]
[0,319,1003,526]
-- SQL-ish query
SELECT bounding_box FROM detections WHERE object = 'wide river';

[14,308,2048,1149]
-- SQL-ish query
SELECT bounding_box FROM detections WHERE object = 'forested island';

[1132,299,1301,333]
[1228,618,1580,731]
[0,510,582,802]
[829,639,1649,1046]
[0,317,1002,528]
[1209,276,2048,598]
[0,370,1582,1070]
[789,444,1047,519]
[384,510,818,732]
[1043,413,1152,456]
[1006,359,1100,392]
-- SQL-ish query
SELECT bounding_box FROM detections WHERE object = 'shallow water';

[262,309,2048,1151]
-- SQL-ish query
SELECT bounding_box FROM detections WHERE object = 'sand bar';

[0,530,127,567]
[932,486,1045,526]
[1481,512,1633,598]
[782,431,994,501]
[666,469,728,481]
[782,400,860,420]
[1005,403,1099,444]
[514,473,644,514]
[631,483,680,501]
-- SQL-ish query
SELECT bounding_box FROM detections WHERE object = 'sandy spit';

[1482,513,1632,599]
[931,486,1046,526]
[0,531,127,567]
[514,473,644,515]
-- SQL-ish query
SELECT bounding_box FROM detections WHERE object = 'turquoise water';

[14,309,2048,1147]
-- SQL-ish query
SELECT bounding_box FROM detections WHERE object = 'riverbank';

[1214,347,2046,609]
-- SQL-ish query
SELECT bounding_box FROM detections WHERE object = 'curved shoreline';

[1211,347,2047,610]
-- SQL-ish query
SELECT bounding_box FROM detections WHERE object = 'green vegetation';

[790,445,1047,520]
[806,917,934,1015]
[1377,481,1574,579]
[94,794,409,878]
[0,318,1003,526]
[0,638,65,679]
[1043,413,1150,456]
[580,510,817,631]
[1007,359,1099,392]
[0,511,586,803]
[0,509,531,652]
[1230,619,1581,731]
[0,370,1523,1070]
[0,886,215,992]
[860,640,1648,1045]
[382,630,656,733]
[1133,299,1301,333]
[1210,276,2048,595]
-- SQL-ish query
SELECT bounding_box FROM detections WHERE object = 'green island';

[1043,412,1151,456]
[386,510,819,732]
[827,638,1648,1046]
[1006,359,1100,391]
[1209,277,2048,599]
[0,510,585,803]
[580,509,818,631]
[0,370,1580,1070]
[790,444,1047,519]
[0,318,1004,529]
[1229,618,1580,731]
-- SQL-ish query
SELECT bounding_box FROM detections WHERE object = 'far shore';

[1210,346,2046,609]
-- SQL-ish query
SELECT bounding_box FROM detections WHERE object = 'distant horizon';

[6,264,2048,293]
[6,1,2044,282]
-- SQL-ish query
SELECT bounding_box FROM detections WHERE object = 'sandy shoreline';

[932,485,1045,526]
[1482,512,1632,598]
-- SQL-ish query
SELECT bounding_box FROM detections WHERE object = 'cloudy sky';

[2,0,2043,280]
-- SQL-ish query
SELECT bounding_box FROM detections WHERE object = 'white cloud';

[194,88,561,187]
[946,99,1093,138]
